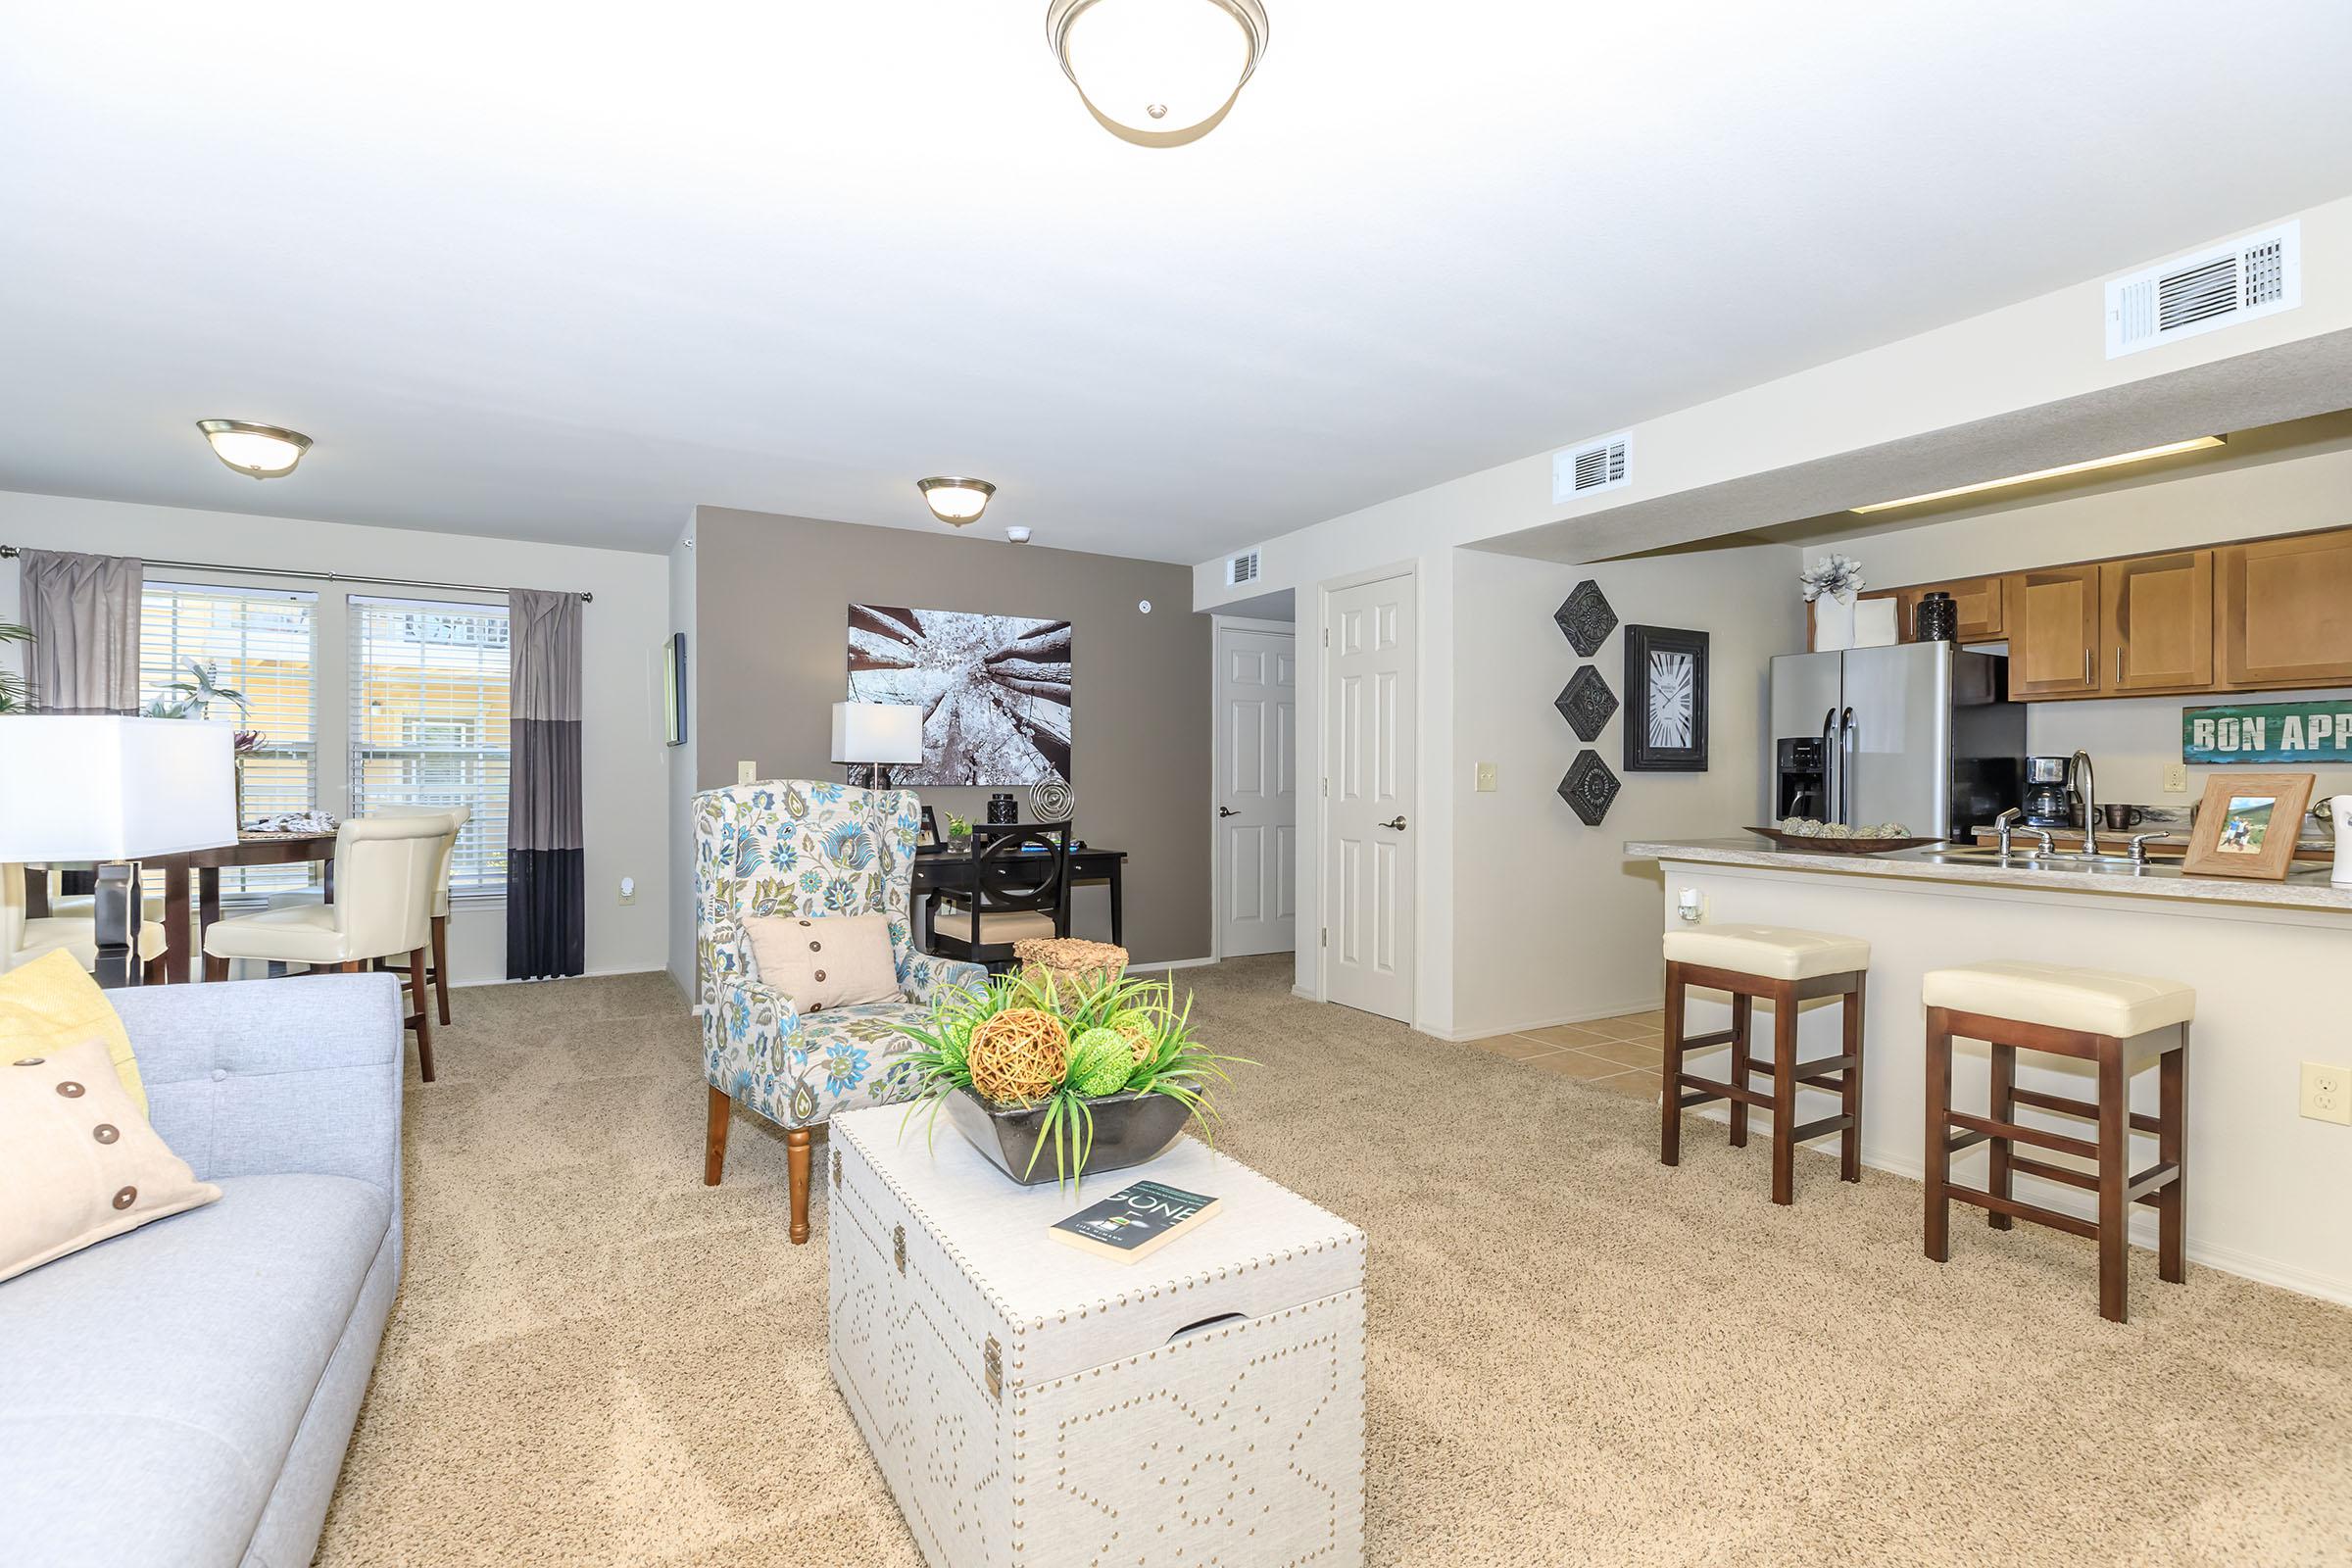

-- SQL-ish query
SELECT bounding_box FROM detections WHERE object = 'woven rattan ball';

[1107,1007,1158,1064]
[967,1008,1071,1104]
[1014,937,1129,996]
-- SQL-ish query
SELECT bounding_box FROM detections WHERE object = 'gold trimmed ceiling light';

[197,419,313,479]
[1047,0,1269,148]
[917,476,997,526]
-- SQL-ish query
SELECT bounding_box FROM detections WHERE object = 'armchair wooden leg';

[204,954,230,983]
[704,1085,731,1186]
[431,913,453,1025]
[787,1127,813,1245]
[409,948,436,1084]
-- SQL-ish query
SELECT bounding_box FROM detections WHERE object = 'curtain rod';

[0,544,592,603]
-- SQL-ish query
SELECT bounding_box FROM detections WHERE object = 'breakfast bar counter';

[1626,836,2352,1305]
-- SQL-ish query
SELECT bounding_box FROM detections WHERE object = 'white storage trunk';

[828,1104,1366,1568]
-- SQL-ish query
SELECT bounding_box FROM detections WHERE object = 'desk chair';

[927,823,1073,971]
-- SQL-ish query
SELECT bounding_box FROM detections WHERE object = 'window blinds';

[347,597,512,896]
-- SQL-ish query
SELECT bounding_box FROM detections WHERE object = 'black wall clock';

[1623,624,1708,772]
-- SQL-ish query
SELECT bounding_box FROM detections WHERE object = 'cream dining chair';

[200,814,453,1081]
[1,864,171,980]
[363,804,470,1026]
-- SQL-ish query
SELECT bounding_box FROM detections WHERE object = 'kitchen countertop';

[1626,836,2352,914]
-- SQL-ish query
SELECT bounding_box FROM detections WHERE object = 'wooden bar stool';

[1922,961,2193,1324]
[1660,925,1870,1205]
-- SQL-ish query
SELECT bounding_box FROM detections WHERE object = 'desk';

[140,832,338,984]
[910,845,1127,948]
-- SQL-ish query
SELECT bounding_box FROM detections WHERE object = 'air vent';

[1551,432,1633,505]
[2106,220,2300,359]
[1225,549,1260,587]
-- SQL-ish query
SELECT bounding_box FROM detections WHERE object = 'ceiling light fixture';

[197,419,313,479]
[1047,0,1269,148]
[1849,436,2226,514]
[917,476,997,526]
[1004,525,1033,544]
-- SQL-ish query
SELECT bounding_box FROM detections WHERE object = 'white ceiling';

[4,1,2350,562]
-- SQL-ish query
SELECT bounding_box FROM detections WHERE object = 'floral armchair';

[695,780,984,1243]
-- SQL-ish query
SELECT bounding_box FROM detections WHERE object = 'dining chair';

[926,823,1074,970]
[362,804,470,1025]
[1,862,170,981]
[200,815,452,1081]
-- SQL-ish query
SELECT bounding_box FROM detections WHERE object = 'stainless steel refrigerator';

[1768,642,2025,839]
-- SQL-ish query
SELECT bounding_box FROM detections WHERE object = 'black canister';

[987,792,1019,825]
[1915,590,1959,643]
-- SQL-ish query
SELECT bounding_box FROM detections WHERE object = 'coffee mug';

[2098,803,2145,831]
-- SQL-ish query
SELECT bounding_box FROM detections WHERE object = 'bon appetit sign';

[2183,701,2352,764]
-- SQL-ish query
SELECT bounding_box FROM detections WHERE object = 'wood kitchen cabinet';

[2100,550,2213,694]
[2218,528,2352,689]
[2003,564,2102,697]
[1857,575,2003,643]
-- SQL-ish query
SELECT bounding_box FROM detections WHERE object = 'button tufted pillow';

[742,912,901,1012]
[0,1035,220,1285]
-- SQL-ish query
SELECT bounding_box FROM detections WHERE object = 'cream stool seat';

[202,904,351,965]
[934,898,1057,943]
[1663,924,1871,982]
[1922,960,2194,1039]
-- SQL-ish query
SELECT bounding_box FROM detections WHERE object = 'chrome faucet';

[1994,807,2022,858]
[2074,750,2101,857]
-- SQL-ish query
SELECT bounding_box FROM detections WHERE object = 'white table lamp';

[831,702,924,790]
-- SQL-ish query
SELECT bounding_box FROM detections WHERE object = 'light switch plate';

[2164,762,2189,794]
[1474,762,1498,792]
[737,760,758,785]
[2301,1062,2352,1125]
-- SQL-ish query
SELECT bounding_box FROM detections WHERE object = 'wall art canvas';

[1623,624,1709,772]
[848,606,1072,785]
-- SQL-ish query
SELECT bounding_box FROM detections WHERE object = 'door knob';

[1380,815,1408,831]
[1217,806,1238,817]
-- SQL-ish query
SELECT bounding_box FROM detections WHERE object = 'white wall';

[0,490,673,984]
[1823,426,2352,807]
[1449,545,1802,1038]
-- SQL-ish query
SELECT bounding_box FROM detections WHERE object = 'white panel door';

[1322,575,1414,1022]
[1217,624,1298,958]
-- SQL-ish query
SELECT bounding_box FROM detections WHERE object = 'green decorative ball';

[1068,1027,1135,1098]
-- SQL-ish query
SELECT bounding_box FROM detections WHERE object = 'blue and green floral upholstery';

[696,780,985,1131]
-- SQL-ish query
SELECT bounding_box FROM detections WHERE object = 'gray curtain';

[19,549,143,713]
[506,588,583,979]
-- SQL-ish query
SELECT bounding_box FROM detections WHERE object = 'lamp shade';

[0,716,238,859]
[831,703,924,765]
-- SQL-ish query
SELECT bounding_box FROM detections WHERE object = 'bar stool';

[1660,925,1871,1205]
[1922,960,2192,1324]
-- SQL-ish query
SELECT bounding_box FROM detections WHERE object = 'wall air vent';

[1551,431,1633,505]
[2105,220,2300,359]
[1225,549,1261,587]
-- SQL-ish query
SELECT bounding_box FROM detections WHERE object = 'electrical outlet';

[737,760,758,785]
[618,876,636,906]
[2301,1062,2352,1125]
[1474,761,1498,792]
[2164,762,2189,794]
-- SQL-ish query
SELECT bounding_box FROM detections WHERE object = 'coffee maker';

[2022,755,2079,828]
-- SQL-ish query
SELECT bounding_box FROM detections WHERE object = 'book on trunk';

[1049,1180,1220,1263]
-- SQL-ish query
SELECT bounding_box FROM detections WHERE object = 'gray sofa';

[0,974,405,1568]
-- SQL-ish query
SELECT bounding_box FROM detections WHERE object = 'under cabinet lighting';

[1849,436,2226,514]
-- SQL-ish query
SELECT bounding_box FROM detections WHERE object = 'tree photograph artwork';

[848,605,1073,785]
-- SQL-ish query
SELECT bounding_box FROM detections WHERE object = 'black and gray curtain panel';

[19,548,143,714]
[506,587,584,979]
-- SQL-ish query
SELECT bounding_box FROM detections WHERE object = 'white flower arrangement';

[1799,554,1866,603]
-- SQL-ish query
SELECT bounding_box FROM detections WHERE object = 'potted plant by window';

[0,622,31,713]
[897,970,1250,1188]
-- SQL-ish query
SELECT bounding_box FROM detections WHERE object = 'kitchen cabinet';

[2003,565,2102,698]
[1857,575,2003,644]
[2218,529,2352,690]
[2100,550,2213,694]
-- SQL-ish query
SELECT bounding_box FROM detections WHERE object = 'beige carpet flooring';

[318,958,2352,1567]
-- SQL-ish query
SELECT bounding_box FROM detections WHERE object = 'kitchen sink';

[1908,848,2151,872]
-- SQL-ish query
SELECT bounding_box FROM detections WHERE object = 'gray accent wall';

[690,506,1211,966]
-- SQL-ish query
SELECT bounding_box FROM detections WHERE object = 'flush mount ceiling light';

[917,476,997,526]
[1047,0,1269,148]
[1849,436,2226,514]
[197,419,313,479]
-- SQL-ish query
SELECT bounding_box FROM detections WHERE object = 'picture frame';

[662,632,688,747]
[919,805,941,847]
[2181,771,2314,881]
[1622,624,1709,772]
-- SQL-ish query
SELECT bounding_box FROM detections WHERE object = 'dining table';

[137,831,339,984]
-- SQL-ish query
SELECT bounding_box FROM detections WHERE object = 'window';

[138,583,318,896]
[349,597,511,896]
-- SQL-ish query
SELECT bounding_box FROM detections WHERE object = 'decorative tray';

[1744,826,1944,855]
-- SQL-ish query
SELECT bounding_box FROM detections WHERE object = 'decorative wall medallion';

[1554,666,1618,742]
[1028,778,1075,822]
[1553,579,1617,658]
[1623,624,1710,773]
[1558,750,1620,826]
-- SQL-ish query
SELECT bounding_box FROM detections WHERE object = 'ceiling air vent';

[2106,220,2300,359]
[1551,432,1633,505]
[1225,549,1260,587]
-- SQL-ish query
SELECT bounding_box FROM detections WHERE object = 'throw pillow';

[0,1036,220,1285]
[743,912,901,1011]
[0,950,147,1116]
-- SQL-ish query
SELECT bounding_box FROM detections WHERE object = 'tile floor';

[1462,1010,1665,1097]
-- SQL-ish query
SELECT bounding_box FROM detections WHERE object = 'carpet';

[317,958,2352,1566]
